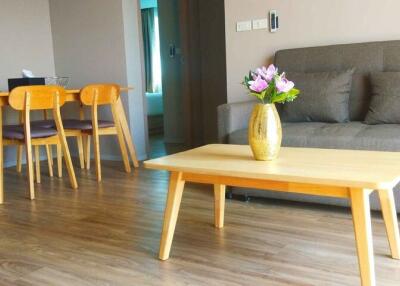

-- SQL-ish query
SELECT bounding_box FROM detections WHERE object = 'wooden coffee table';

[144,144,400,286]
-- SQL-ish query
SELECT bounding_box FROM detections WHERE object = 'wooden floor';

[0,145,399,285]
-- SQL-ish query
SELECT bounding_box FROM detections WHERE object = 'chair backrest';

[80,84,120,106]
[9,85,66,111]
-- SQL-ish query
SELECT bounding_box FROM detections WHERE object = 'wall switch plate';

[252,18,268,30]
[236,20,252,32]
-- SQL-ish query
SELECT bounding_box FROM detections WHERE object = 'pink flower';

[248,75,268,93]
[275,73,294,93]
[257,64,278,82]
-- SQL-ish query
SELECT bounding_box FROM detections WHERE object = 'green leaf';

[249,92,264,102]
[270,88,301,104]
[242,75,251,88]
[288,88,300,97]
[271,93,288,103]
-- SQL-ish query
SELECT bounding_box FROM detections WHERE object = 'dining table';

[0,87,139,203]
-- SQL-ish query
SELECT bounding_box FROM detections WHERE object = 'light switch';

[236,20,252,32]
[252,18,268,30]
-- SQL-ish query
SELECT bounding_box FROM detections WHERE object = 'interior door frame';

[178,0,192,147]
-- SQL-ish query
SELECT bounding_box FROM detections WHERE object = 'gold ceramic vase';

[248,103,282,161]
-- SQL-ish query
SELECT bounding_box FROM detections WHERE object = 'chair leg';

[53,95,77,189]
[93,132,101,182]
[111,104,131,173]
[57,144,62,178]
[34,145,41,184]
[16,145,23,173]
[85,135,91,170]
[45,145,53,177]
[48,144,53,166]
[115,98,139,168]
[115,131,131,173]
[25,142,35,200]
[58,138,78,189]
[77,136,85,169]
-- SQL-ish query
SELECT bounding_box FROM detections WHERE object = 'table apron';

[181,172,375,199]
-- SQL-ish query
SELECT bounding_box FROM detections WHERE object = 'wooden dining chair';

[16,109,87,180]
[62,84,131,182]
[4,86,78,199]
[15,111,60,182]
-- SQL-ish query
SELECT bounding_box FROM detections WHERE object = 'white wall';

[0,0,55,165]
[122,0,149,158]
[0,0,55,90]
[49,0,148,160]
[225,0,400,103]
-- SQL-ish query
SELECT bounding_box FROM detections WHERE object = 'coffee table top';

[144,144,400,189]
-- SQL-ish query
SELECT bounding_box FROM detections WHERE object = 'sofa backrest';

[274,40,400,121]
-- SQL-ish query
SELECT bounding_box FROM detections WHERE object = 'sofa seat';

[229,122,400,152]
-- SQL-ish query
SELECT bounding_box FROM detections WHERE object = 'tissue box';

[8,78,45,92]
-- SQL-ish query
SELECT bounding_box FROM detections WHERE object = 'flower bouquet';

[242,64,299,160]
[243,64,299,103]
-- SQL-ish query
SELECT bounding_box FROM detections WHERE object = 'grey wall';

[0,0,56,166]
[49,0,148,160]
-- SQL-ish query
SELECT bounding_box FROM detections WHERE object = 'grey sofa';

[218,40,400,212]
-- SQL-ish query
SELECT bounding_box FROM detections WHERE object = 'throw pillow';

[279,69,354,123]
[364,72,400,124]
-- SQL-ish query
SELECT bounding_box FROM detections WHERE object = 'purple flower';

[275,73,294,93]
[257,64,278,82]
[248,75,268,93]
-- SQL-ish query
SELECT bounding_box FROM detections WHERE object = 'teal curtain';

[142,8,157,93]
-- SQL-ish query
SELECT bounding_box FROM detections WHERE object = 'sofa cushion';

[364,72,400,124]
[228,122,400,152]
[279,70,354,123]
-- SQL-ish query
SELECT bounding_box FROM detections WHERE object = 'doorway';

[140,0,165,157]
[141,0,187,158]
[141,0,227,159]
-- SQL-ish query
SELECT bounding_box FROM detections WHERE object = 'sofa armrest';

[217,100,256,143]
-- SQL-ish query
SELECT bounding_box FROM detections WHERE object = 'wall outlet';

[252,18,268,30]
[236,20,252,32]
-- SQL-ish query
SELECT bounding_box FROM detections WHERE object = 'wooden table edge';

[143,163,397,192]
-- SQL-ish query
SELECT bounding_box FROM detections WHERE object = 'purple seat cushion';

[63,119,115,130]
[30,120,56,128]
[3,125,58,140]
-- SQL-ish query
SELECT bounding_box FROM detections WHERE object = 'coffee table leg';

[159,171,185,260]
[350,188,376,286]
[377,188,400,259]
[214,184,226,228]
